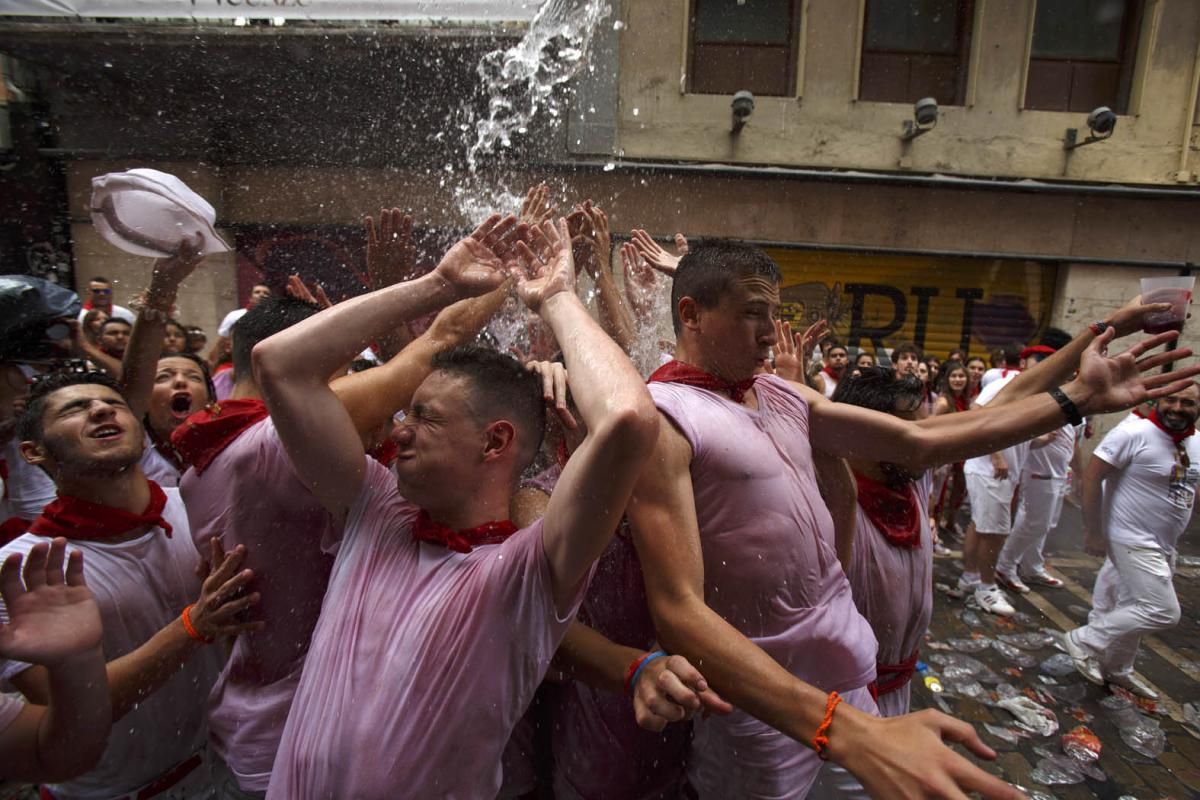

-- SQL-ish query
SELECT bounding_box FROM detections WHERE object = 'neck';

[672,341,747,383]
[422,476,513,530]
[56,465,150,515]
[229,379,262,401]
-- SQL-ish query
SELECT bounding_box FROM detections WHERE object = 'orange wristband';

[181,604,214,644]
[812,690,842,761]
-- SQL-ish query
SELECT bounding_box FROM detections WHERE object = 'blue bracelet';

[630,650,668,692]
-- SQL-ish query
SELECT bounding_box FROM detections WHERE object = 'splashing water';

[450,0,611,223]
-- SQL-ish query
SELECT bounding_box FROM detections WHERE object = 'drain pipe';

[1179,31,1200,181]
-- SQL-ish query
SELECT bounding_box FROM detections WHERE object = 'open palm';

[513,219,576,313]
[1074,329,1200,414]
[433,214,516,300]
[0,539,102,666]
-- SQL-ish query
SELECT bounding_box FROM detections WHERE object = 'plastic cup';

[1140,276,1194,334]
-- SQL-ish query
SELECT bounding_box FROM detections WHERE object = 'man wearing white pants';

[994,423,1078,593]
[1064,383,1200,699]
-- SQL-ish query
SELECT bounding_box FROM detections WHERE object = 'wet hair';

[832,366,924,415]
[891,342,920,363]
[430,344,546,472]
[671,239,782,333]
[231,296,321,377]
[101,318,131,333]
[937,359,968,396]
[16,369,127,446]
[157,351,216,403]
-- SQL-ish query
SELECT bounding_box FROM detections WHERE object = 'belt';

[40,753,203,800]
[868,649,920,701]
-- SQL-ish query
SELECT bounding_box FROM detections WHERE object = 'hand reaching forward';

[519,183,556,227]
[511,219,576,313]
[0,539,102,666]
[631,229,687,277]
[432,214,521,301]
[365,208,419,289]
[1069,328,1200,416]
[149,233,206,298]
[621,242,657,322]
[768,319,804,382]
[632,653,732,733]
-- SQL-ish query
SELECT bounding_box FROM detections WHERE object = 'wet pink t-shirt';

[181,417,334,791]
[846,473,933,718]
[266,458,584,800]
[649,375,878,800]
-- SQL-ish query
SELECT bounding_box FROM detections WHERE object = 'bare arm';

[67,323,123,378]
[364,208,422,361]
[579,203,637,353]
[515,221,659,613]
[812,449,857,572]
[332,285,509,437]
[254,216,514,522]
[1081,454,1115,556]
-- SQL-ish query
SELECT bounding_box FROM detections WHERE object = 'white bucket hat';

[90,168,232,258]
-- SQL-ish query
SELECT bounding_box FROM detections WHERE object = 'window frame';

[686,0,804,97]
[856,0,977,107]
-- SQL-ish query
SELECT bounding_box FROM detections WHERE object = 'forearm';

[105,618,204,721]
[122,276,182,416]
[256,273,456,386]
[332,335,441,436]
[38,648,111,778]
[75,337,122,378]
[1081,476,1105,537]
[592,271,638,354]
[990,324,1098,408]
[374,323,415,364]
[554,621,642,694]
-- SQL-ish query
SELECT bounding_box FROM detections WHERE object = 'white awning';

[0,0,540,22]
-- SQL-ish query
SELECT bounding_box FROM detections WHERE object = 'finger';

[946,754,1026,800]
[656,668,702,712]
[1122,330,1180,357]
[539,364,555,402]
[0,553,25,608]
[21,542,50,590]
[363,216,377,246]
[513,242,541,278]
[556,405,579,432]
[205,544,246,591]
[469,213,502,242]
[212,568,255,606]
[936,713,996,760]
[209,535,227,568]
[674,233,689,254]
[780,321,794,354]
[634,706,669,733]
[210,591,261,620]
[482,215,518,252]
[211,619,267,637]
[698,686,734,715]
[1145,372,1200,399]
[315,286,333,309]
[64,547,87,588]
[44,538,67,586]
[643,692,689,723]
[552,364,569,412]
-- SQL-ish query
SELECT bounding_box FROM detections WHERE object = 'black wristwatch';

[1049,387,1084,426]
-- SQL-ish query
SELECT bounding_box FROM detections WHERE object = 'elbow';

[899,426,938,472]
[250,338,288,388]
[599,400,660,460]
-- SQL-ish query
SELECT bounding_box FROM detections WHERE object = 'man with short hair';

[98,318,131,360]
[1063,382,1200,699]
[1,369,258,799]
[627,239,1195,799]
[981,343,1023,389]
[813,340,848,398]
[217,283,272,342]
[258,216,661,798]
[77,276,135,325]
[890,342,920,378]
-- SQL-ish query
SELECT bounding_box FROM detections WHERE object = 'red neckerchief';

[171,399,269,476]
[1132,406,1148,419]
[29,480,173,540]
[853,472,921,549]
[822,365,840,383]
[82,301,111,313]
[411,510,518,554]
[370,437,398,467]
[648,360,756,404]
[1147,409,1195,444]
[214,362,234,374]
[1000,367,1021,378]
[953,393,968,413]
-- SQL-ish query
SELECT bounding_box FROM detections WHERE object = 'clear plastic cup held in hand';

[1139,275,1194,335]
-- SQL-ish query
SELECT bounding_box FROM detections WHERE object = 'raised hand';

[579,201,612,280]
[432,214,520,300]
[365,208,419,290]
[1069,329,1200,416]
[519,183,556,227]
[632,653,733,733]
[286,275,333,308]
[148,232,206,300]
[0,539,102,666]
[567,205,595,276]
[621,242,657,322]
[770,319,804,382]
[187,538,263,641]
[511,218,576,313]
[526,359,577,430]
[1104,294,1177,338]
[631,229,685,277]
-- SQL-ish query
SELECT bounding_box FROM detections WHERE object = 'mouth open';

[90,424,122,440]
[170,392,194,418]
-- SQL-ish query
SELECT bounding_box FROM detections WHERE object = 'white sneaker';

[974,584,1015,616]
[1025,570,1064,588]
[1106,671,1159,700]
[995,569,1031,594]
[1061,630,1104,685]
[949,574,979,599]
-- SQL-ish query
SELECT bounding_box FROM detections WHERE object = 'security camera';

[731,90,755,134]
[913,97,939,127]
[1087,106,1116,136]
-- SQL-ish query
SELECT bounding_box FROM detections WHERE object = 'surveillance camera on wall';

[731,90,755,134]
[1087,106,1117,136]
[913,97,939,127]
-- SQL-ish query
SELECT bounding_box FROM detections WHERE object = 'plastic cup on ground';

[1140,276,1194,334]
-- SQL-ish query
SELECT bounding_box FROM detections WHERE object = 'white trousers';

[996,476,1065,576]
[1076,543,1179,676]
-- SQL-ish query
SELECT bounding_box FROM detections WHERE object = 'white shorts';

[965,472,1015,535]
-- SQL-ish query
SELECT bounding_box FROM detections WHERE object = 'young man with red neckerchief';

[811,341,848,399]
[1,369,259,800]
[256,216,661,799]
[1063,382,1200,700]
[628,239,1195,800]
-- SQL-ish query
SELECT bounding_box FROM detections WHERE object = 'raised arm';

[627,422,1020,799]
[364,208,422,360]
[806,330,1200,473]
[121,235,205,420]
[511,220,659,613]
[254,216,514,521]
[577,202,637,353]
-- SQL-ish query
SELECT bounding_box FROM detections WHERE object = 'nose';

[88,400,118,422]
[394,424,416,448]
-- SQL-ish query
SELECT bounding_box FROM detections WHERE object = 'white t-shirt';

[218,308,248,339]
[140,432,182,488]
[1093,417,1200,552]
[1024,423,1077,480]
[963,372,1031,480]
[1,439,56,520]
[0,489,221,799]
[980,367,1018,389]
[77,305,135,325]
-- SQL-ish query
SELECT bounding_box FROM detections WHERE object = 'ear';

[19,440,48,469]
[677,296,702,331]
[481,420,517,463]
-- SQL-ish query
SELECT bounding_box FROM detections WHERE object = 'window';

[858,0,975,106]
[1024,0,1142,113]
[688,0,800,96]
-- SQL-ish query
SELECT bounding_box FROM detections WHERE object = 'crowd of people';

[0,185,1197,800]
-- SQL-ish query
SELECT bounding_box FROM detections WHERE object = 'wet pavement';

[916,500,1200,799]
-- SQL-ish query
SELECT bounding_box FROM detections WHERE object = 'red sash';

[869,649,920,700]
[853,472,921,549]
[171,399,269,476]
[648,360,756,403]
[29,480,173,540]
[411,510,518,554]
